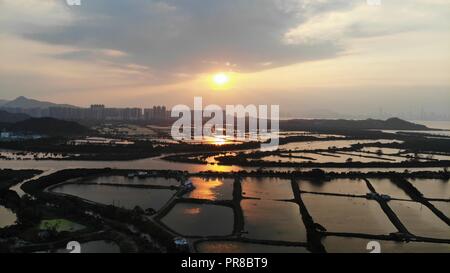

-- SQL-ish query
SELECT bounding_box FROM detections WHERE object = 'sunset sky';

[0,0,449,118]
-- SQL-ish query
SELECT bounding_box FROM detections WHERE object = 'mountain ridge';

[0,110,31,123]
[1,117,91,137]
[280,117,430,131]
[1,96,78,109]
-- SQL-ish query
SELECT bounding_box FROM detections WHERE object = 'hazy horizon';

[1,0,449,119]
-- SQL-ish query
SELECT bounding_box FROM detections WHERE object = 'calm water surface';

[367,178,412,200]
[302,194,396,235]
[51,183,175,210]
[161,203,234,236]
[241,200,307,242]
[414,120,450,130]
[298,179,369,195]
[388,201,450,240]
[196,241,310,253]
[430,202,450,217]
[89,176,180,187]
[0,206,16,228]
[408,179,450,200]
[1,157,447,175]
[184,177,234,200]
[323,236,450,253]
[242,178,293,200]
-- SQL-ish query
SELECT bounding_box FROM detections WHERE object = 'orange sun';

[213,73,229,86]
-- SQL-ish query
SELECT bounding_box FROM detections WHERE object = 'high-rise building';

[2,103,171,122]
[90,104,105,120]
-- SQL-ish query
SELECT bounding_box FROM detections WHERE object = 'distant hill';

[280,117,429,131]
[0,99,8,106]
[7,118,91,136]
[2,96,78,109]
[0,110,30,123]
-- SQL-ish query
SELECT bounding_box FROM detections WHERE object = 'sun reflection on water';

[184,207,201,215]
[188,178,224,200]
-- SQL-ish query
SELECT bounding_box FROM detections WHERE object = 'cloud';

[0,0,74,33]
[0,34,155,98]
[51,48,128,61]
[2,0,448,80]
[284,0,450,45]
[4,0,348,82]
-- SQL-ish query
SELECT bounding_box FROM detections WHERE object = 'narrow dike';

[363,178,410,235]
[291,179,326,253]
[390,175,450,226]
[232,177,245,235]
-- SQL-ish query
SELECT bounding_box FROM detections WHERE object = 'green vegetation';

[38,219,85,232]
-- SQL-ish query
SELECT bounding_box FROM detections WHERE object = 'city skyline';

[1,95,449,121]
[0,97,170,121]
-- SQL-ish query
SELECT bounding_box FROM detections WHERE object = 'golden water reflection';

[184,207,201,215]
[185,177,234,200]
